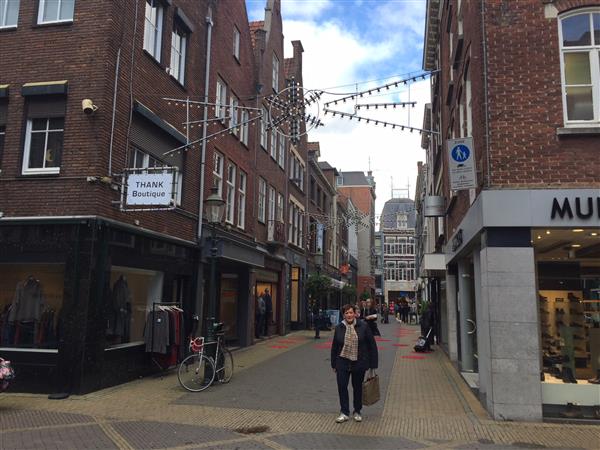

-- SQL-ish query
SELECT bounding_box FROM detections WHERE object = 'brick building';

[0,0,309,394]
[337,171,377,297]
[422,0,600,420]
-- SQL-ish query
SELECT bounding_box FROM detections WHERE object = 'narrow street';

[1,321,599,449]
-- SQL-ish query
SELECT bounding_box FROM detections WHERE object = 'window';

[212,151,224,196]
[170,26,187,84]
[559,10,600,124]
[260,106,268,149]
[1,0,19,28]
[38,0,73,24]
[22,117,63,175]
[237,171,246,229]
[288,201,303,247]
[270,128,277,159]
[268,186,276,222]
[229,94,239,135]
[233,26,240,60]
[272,53,279,91]
[258,178,266,223]
[240,109,249,145]
[277,193,284,222]
[225,164,236,224]
[277,133,285,168]
[143,0,163,61]
[215,79,227,121]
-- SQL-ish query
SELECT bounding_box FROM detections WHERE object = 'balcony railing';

[267,220,285,244]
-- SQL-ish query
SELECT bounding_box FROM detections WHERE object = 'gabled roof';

[381,198,416,229]
[318,161,333,170]
[249,21,264,49]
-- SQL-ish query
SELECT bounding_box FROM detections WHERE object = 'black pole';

[205,223,218,371]
[314,265,321,339]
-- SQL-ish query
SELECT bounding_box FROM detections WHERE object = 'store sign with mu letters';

[126,172,173,206]
[447,137,477,190]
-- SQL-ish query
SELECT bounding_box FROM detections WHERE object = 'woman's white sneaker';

[335,413,349,423]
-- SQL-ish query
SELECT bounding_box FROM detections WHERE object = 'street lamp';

[204,187,225,367]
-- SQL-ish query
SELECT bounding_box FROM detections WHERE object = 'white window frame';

[277,133,285,168]
[229,94,239,136]
[1,0,19,28]
[38,0,73,24]
[233,26,240,60]
[268,186,276,222]
[237,171,246,229]
[225,164,236,224]
[143,0,163,61]
[277,192,284,222]
[258,178,266,223]
[215,78,227,121]
[272,53,280,92]
[260,106,268,149]
[170,26,187,84]
[270,128,277,159]
[558,9,600,126]
[212,151,224,197]
[22,117,64,175]
[240,109,249,145]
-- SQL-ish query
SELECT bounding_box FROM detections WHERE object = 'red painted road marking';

[402,355,426,360]
[392,344,409,347]
[269,345,288,349]
[375,338,391,342]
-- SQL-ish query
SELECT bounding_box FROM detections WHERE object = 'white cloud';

[281,4,430,217]
[281,0,334,19]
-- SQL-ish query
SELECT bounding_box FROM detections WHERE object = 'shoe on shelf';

[587,369,600,384]
[561,367,578,384]
[335,413,349,423]
[353,412,362,422]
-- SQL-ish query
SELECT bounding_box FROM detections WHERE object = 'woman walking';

[331,304,378,423]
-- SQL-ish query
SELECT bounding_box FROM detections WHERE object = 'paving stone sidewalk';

[1,322,599,449]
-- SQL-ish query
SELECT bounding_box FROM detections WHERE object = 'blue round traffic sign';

[451,144,470,163]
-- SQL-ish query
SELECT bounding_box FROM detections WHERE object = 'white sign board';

[126,172,173,206]
[447,137,477,190]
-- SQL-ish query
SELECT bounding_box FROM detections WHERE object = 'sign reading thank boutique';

[551,197,600,220]
[126,172,173,206]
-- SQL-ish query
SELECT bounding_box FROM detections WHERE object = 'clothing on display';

[143,304,185,369]
[107,276,132,343]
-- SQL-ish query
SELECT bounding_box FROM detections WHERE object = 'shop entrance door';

[219,274,239,343]
[256,282,277,335]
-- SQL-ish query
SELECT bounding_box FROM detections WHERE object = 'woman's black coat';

[330,320,378,372]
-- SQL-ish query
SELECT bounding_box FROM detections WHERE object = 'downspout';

[481,0,491,188]
[195,7,214,323]
[108,47,121,176]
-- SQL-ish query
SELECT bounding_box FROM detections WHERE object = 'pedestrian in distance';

[362,298,381,337]
[255,293,265,339]
[331,304,378,423]
[263,288,272,337]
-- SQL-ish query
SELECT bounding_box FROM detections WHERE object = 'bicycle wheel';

[178,353,215,392]
[216,347,234,383]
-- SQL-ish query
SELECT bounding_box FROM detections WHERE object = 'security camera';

[82,99,98,115]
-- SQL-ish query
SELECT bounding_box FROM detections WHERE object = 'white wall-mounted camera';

[82,99,98,115]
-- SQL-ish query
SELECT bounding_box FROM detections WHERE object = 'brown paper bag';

[362,372,380,405]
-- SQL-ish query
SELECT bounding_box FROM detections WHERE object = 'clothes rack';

[148,301,183,372]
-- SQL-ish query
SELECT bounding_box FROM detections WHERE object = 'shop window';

[106,266,164,347]
[0,263,65,350]
[143,0,163,62]
[1,0,19,28]
[559,10,600,124]
[38,0,74,24]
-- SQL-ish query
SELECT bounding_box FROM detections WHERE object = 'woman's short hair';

[341,304,354,313]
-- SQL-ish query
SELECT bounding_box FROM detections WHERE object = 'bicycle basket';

[190,337,204,353]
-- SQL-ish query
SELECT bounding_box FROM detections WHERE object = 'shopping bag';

[362,371,380,406]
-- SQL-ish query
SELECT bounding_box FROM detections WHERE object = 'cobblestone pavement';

[1,322,599,449]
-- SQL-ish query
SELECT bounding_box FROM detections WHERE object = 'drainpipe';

[481,0,491,188]
[195,7,214,323]
[108,47,121,177]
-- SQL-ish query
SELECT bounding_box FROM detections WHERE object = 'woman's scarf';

[339,320,358,361]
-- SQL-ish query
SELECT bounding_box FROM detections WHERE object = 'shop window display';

[0,264,65,349]
[106,267,164,347]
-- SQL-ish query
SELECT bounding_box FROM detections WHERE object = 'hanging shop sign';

[121,167,177,211]
[447,137,477,190]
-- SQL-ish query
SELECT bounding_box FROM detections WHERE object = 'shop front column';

[445,270,458,362]
[473,248,491,402]
[458,259,475,372]
[480,244,542,421]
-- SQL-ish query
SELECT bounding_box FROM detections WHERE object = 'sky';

[246,0,430,219]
